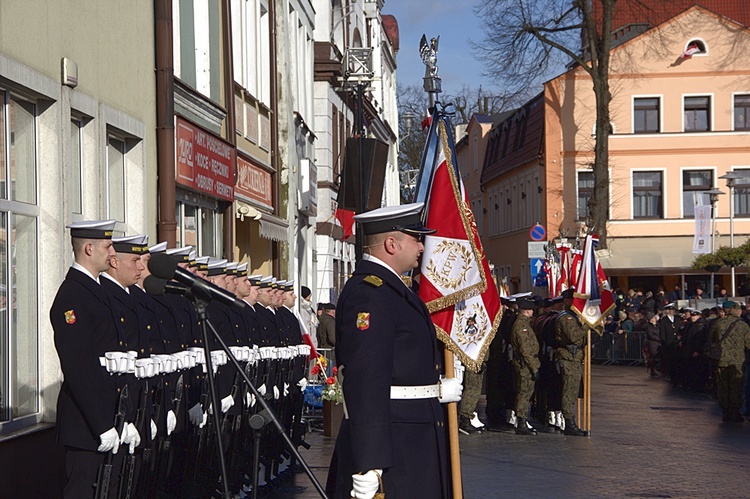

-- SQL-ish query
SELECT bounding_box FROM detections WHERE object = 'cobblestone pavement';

[282,365,750,498]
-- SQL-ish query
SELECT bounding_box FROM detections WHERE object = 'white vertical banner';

[693,204,711,254]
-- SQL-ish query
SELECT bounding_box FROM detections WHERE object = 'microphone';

[148,253,246,309]
[143,275,188,296]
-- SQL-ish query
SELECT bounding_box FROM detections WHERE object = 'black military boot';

[563,418,585,436]
[459,415,479,435]
[515,418,535,435]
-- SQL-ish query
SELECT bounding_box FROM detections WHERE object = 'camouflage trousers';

[460,365,485,419]
[513,364,535,418]
[717,364,745,409]
[559,358,583,419]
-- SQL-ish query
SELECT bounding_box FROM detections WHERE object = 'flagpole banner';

[692,204,711,254]
[571,234,615,329]
[418,112,501,372]
[419,120,487,312]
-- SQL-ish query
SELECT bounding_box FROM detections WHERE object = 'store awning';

[236,200,289,242]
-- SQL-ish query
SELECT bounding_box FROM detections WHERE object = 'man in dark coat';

[659,303,679,384]
[328,203,461,499]
[51,220,122,498]
[317,303,336,348]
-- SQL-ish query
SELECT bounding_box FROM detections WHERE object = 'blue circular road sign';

[529,224,546,241]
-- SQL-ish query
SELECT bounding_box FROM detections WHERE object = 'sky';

[382,1,490,97]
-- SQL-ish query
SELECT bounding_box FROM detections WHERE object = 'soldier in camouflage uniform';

[554,289,586,436]
[511,299,541,435]
[708,301,750,422]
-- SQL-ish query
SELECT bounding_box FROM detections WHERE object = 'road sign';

[527,241,547,259]
[529,224,547,241]
[530,258,547,288]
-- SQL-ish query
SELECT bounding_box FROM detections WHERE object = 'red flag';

[570,234,615,329]
[334,208,355,240]
[418,119,501,373]
[680,43,701,59]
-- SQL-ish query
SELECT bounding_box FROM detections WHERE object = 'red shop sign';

[175,117,235,201]
[235,155,273,209]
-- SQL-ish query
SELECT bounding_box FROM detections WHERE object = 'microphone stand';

[188,285,328,499]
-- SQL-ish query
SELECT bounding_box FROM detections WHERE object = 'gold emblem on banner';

[425,239,473,291]
[454,302,488,346]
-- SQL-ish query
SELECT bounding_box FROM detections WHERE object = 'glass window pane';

[9,97,36,204]
[201,208,215,256]
[11,213,37,418]
[70,119,82,214]
[184,204,198,248]
[0,213,6,422]
[175,202,182,248]
[0,92,5,200]
[107,137,125,222]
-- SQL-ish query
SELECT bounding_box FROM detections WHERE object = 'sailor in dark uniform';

[51,219,121,498]
[327,203,462,499]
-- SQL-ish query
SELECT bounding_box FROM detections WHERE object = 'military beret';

[723,300,740,310]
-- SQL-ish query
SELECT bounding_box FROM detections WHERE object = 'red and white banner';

[418,119,501,372]
[571,234,615,329]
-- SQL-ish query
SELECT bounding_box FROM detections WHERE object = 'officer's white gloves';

[283,382,290,397]
[188,403,203,426]
[166,410,177,436]
[150,419,158,440]
[273,385,280,400]
[221,394,235,413]
[98,427,120,454]
[297,378,308,392]
[438,376,463,404]
[246,392,256,408]
[120,422,141,454]
[351,469,382,499]
[258,384,267,397]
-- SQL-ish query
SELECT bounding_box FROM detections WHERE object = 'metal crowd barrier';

[591,331,646,366]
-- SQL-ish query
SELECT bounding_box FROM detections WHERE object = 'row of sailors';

[52,220,311,498]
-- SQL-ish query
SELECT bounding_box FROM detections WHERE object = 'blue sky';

[383,1,490,97]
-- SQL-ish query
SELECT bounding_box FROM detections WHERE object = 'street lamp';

[719,171,750,296]
[705,188,725,298]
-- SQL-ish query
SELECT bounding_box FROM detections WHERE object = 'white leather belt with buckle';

[390,383,440,399]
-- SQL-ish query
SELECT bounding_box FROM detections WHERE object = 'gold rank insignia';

[64,310,76,325]
[357,312,370,330]
[363,275,383,287]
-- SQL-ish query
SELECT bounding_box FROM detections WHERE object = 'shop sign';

[236,155,273,209]
[176,117,235,201]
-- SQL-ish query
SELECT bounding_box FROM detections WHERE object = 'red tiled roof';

[604,0,750,31]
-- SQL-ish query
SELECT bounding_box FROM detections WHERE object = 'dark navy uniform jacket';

[51,268,118,451]
[331,259,448,498]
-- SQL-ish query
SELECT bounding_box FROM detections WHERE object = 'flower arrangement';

[312,358,343,405]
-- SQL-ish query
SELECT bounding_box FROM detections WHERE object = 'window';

[634,97,660,133]
[633,171,663,219]
[232,0,271,105]
[577,171,594,221]
[734,95,750,131]
[732,169,750,218]
[106,135,126,222]
[176,201,223,256]
[70,118,83,214]
[0,90,39,426]
[684,96,710,132]
[682,170,712,218]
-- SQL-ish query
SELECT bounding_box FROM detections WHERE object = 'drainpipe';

[222,0,236,261]
[270,0,280,276]
[155,0,176,246]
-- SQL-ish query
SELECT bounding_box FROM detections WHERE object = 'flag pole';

[443,348,463,499]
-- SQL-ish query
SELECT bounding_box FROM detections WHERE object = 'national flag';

[416,113,501,373]
[570,248,583,289]
[570,234,615,329]
[680,43,701,59]
[334,208,356,240]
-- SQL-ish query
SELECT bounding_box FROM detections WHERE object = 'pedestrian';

[318,303,336,349]
[298,286,319,348]
[707,301,750,422]
[659,303,679,383]
[51,219,124,498]
[554,288,587,436]
[511,298,540,435]
[644,312,660,376]
[326,202,461,499]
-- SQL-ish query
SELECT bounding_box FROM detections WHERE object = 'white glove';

[297,378,308,392]
[150,419,158,440]
[273,385,280,400]
[166,410,177,436]
[351,469,382,499]
[258,384,267,397]
[200,411,207,428]
[283,382,290,397]
[120,422,141,454]
[245,392,257,408]
[98,427,120,454]
[438,376,463,404]
[221,394,235,413]
[188,403,203,426]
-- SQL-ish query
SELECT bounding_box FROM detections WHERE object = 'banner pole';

[443,347,463,499]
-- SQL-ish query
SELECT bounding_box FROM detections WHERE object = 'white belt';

[390,384,440,400]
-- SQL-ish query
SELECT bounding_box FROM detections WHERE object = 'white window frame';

[631,168,667,220]
[682,93,714,133]
[631,94,662,134]
[680,166,716,219]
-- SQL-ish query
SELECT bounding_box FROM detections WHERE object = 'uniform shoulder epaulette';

[363,275,383,287]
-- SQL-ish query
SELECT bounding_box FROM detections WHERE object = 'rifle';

[143,377,164,498]
[119,382,146,499]
[94,384,128,499]
[154,374,184,492]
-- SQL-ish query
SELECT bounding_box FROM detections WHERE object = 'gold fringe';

[434,306,502,374]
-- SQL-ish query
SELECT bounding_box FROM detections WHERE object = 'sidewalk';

[287,365,750,498]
